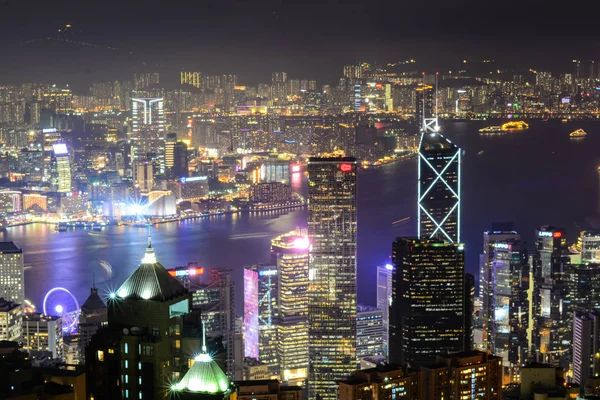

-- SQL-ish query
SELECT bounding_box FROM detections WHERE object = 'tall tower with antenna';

[417,72,461,243]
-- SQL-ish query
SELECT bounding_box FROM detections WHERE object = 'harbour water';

[3,119,600,313]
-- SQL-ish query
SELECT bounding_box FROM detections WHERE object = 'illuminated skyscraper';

[181,71,202,88]
[271,230,309,384]
[307,157,357,400]
[131,97,165,161]
[479,226,520,348]
[415,85,434,132]
[134,161,154,192]
[376,265,393,359]
[532,226,569,367]
[356,305,384,360]
[243,264,279,376]
[51,143,72,193]
[0,242,24,306]
[389,238,468,366]
[165,134,189,179]
[480,238,529,381]
[418,120,461,243]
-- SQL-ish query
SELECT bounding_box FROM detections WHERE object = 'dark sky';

[1,0,599,88]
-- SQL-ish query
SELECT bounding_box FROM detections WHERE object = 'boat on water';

[479,126,507,134]
[55,222,68,232]
[562,118,569,123]
[570,128,587,138]
[501,120,529,130]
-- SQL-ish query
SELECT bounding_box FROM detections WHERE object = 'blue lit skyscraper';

[418,118,461,243]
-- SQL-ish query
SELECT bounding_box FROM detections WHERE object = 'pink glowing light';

[293,237,309,249]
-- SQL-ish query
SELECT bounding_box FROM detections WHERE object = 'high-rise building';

[131,97,165,162]
[243,264,279,376]
[270,230,309,384]
[356,305,384,361]
[415,84,434,132]
[532,226,569,367]
[573,60,582,79]
[181,71,202,88]
[0,242,24,306]
[420,351,503,400]
[86,237,193,400]
[172,267,237,380]
[307,157,357,400]
[0,298,22,342]
[134,161,154,192]
[23,313,63,360]
[572,311,600,388]
[132,98,165,135]
[481,238,530,382]
[165,134,189,179]
[389,238,468,366]
[479,226,520,348]
[417,125,461,243]
[271,73,288,105]
[376,264,393,359]
[0,190,21,213]
[51,143,72,193]
[581,231,600,263]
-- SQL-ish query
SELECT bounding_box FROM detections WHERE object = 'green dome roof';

[172,353,231,394]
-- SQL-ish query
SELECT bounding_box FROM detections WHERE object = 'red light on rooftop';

[553,232,562,238]
[339,163,353,173]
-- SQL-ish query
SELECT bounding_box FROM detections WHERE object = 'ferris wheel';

[43,287,81,333]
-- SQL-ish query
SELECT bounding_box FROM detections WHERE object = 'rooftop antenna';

[92,272,96,289]
[201,316,207,353]
[435,72,440,130]
[147,227,152,248]
[422,72,426,130]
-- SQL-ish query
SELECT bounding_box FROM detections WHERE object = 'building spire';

[141,230,157,264]
[201,317,207,353]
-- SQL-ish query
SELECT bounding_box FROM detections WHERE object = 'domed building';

[86,236,198,400]
[170,329,233,400]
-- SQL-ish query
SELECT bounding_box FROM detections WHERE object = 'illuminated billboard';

[244,268,259,359]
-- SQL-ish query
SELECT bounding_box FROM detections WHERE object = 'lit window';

[97,350,105,361]
[124,343,129,354]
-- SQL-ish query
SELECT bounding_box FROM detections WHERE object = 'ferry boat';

[479,126,507,134]
[570,128,587,138]
[501,120,529,130]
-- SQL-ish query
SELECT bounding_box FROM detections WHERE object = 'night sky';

[0,0,599,87]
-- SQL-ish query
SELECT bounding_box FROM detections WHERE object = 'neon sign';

[168,267,204,277]
[538,231,553,237]
[339,163,353,173]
